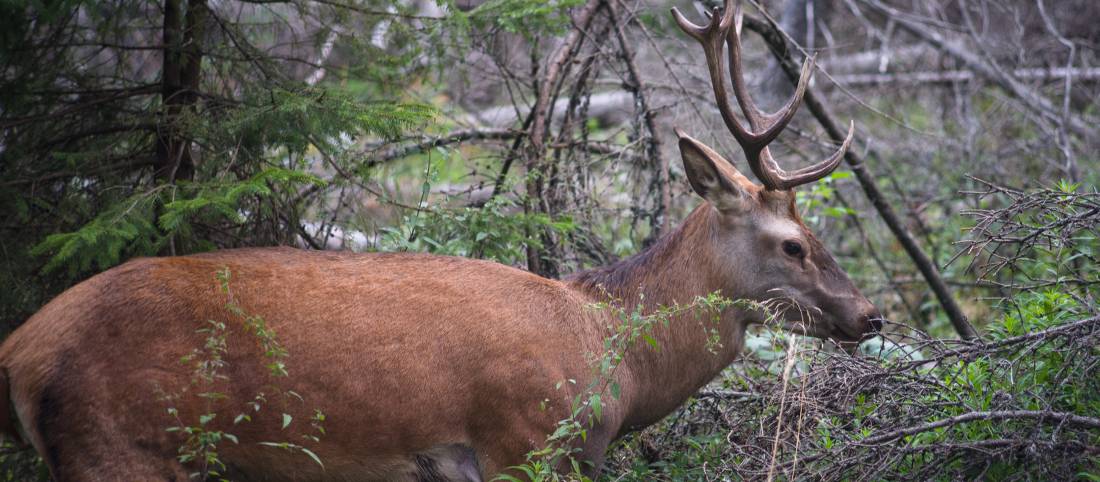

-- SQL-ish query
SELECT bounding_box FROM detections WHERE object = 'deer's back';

[0,247,605,478]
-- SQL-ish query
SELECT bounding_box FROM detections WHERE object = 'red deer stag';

[0,1,879,479]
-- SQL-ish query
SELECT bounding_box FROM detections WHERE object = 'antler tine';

[725,3,813,132]
[724,1,762,129]
[755,120,855,190]
[673,0,853,190]
[670,0,735,44]
[725,2,815,151]
[670,0,759,151]
[723,1,849,190]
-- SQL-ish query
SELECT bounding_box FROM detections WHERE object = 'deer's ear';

[677,130,749,212]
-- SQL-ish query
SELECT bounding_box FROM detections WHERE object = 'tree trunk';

[759,0,832,111]
[156,0,206,183]
[523,0,603,277]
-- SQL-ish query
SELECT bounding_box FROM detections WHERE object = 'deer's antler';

[671,0,854,190]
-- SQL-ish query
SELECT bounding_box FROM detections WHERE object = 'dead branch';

[367,128,523,166]
[834,67,1100,87]
[607,312,1100,481]
[859,0,1098,142]
[953,177,1099,288]
[607,0,669,236]
[523,0,604,275]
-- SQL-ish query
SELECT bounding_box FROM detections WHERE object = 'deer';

[0,1,879,480]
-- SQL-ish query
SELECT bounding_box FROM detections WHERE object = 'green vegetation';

[499,293,744,481]
[600,182,1100,480]
[1,0,1097,480]
[160,268,325,480]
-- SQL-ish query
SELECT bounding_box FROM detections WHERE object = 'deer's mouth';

[780,318,830,340]
[829,322,875,355]
[832,323,864,342]
[775,319,865,355]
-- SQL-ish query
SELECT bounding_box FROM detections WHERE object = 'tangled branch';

[607,312,1100,480]
[954,177,1100,289]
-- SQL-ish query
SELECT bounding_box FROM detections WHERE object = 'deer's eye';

[782,240,804,258]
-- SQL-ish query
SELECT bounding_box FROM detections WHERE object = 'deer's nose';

[864,311,884,333]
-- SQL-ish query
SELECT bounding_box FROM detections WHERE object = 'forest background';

[1,0,1098,479]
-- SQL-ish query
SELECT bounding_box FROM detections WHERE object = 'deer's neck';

[566,204,750,434]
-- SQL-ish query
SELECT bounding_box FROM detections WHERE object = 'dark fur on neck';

[565,207,708,304]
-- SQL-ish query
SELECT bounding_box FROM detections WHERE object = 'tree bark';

[156,0,206,183]
[523,0,603,277]
[608,0,669,239]
[759,0,832,111]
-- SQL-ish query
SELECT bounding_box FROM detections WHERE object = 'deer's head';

[673,0,880,344]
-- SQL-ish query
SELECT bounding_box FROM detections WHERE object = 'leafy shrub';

[378,195,575,266]
[160,268,326,480]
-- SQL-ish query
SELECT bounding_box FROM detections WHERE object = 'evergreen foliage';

[0,0,435,329]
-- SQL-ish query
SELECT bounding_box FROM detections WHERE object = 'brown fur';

[0,138,878,481]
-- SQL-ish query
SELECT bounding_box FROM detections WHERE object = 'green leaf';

[301,447,324,468]
[282,413,293,429]
[823,206,854,219]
